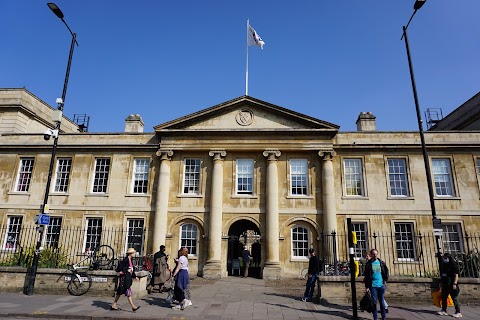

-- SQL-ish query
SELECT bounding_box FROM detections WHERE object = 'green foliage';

[0,246,68,268]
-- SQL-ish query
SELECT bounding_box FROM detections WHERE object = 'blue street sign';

[38,214,50,225]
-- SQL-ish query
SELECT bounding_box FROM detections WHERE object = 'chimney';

[124,114,144,133]
[356,112,376,131]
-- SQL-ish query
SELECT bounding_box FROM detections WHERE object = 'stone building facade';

[1,88,479,279]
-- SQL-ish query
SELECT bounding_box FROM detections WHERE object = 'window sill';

[290,258,309,262]
[433,196,461,200]
[341,196,369,200]
[85,193,109,197]
[393,260,420,265]
[177,194,203,198]
[125,194,150,198]
[287,195,314,199]
[187,255,198,260]
[231,195,258,199]
[50,193,70,196]
[387,196,415,200]
[7,192,30,196]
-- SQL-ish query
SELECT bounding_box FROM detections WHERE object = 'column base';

[262,263,283,280]
[202,260,223,279]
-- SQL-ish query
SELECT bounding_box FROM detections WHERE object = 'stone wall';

[0,267,148,298]
[319,276,480,305]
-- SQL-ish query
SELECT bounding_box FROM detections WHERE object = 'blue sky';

[1,0,479,132]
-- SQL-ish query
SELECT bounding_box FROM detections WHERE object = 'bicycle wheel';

[68,271,92,296]
[301,268,308,279]
[93,245,114,269]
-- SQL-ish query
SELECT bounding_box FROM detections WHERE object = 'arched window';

[180,223,198,256]
[291,226,309,258]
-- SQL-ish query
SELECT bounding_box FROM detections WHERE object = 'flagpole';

[246,18,249,96]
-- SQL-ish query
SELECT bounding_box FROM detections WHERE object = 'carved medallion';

[235,109,254,126]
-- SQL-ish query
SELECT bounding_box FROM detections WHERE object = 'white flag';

[247,23,265,49]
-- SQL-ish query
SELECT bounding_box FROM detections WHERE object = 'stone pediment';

[154,96,339,132]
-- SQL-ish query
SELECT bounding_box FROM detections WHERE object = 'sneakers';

[171,304,181,310]
[301,297,310,302]
[437,311,449,316]
[453,313,463,318]
[185,299,192,307]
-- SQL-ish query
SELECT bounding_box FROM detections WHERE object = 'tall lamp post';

[401,0,443,271]
[24,2,79,296]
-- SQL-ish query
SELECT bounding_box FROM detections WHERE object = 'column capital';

[318,149,336,161]
[156,149,174,160]
[263,150,281,161]
[209,150,227,160]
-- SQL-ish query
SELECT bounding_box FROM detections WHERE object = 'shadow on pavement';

[92,300,113,310]
[142,296,174,308]
[266,302,357,320]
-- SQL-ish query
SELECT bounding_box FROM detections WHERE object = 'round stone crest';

[235,109,254,126]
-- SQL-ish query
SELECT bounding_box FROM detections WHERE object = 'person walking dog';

[364,249,389,320]
[111,247,140,312]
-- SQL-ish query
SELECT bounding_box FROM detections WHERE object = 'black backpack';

[359,292,375,313]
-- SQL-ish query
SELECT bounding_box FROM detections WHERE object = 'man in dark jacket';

[147,245,170,294]
[302,248,319,302]
[437,252,462,318]
[364,249,389,320]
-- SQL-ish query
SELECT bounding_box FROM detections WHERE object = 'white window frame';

[15,158,35,192]
[352,222,368,259]
[476,157,480,192]
[131,158,149,194]
[343,158,364,196]
[394,222,416,261]
[182,159,201,195]
[83,218,103,253]
[387,158,410,197]
[92,158,111,193]
[45,217,63,248]
[442,223,464,256]
[236,159,254,195]
[432,158,455,197]
[53,158,72,193]
[125,218,145,254]
[3,216,23,250]
[290,159,309,196]
[179,223,198,256]
[291,226,310,259]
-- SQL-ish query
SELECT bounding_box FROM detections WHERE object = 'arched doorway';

[227,219,261,278]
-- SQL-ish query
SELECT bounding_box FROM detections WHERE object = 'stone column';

[318,149,337,234]
[203,150,226,279]
[262,150,282,279]
[153,150,173,251]
[319,149,338,260]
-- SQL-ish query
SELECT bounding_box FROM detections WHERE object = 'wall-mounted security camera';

[44,128,59,141]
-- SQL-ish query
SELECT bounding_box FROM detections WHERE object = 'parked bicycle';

[454,248,480,278]
[57,244,114,296]
[321,261,350,276]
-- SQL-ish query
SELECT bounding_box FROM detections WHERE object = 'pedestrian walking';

[172,247,192,310]
[364,249,389,320]
[111,247,140,312]
[242,245,251,278]
[364,252,388,313]
[437,252,462,318]
[147,245,170,294]
[302,248,319,302]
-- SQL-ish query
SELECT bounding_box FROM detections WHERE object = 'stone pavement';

[0,276,479,319]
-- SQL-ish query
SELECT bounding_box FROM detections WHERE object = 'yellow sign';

[352,231,357,244]
[354,261,360,277]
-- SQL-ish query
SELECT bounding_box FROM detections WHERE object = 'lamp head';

[47,3,64,19]
[414,0,426,10]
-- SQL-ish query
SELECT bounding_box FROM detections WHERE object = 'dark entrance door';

[227,219,261,278]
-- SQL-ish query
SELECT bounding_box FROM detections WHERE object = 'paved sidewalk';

[1,277,479,319]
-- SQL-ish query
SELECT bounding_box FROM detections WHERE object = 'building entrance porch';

[227,219,261,278]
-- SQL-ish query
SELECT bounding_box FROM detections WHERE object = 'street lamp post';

[24,2,78,296]
[401,0,443,271]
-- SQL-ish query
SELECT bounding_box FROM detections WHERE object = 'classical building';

[1,88,479,279]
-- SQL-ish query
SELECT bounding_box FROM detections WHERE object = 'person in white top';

[172,247,191,310]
